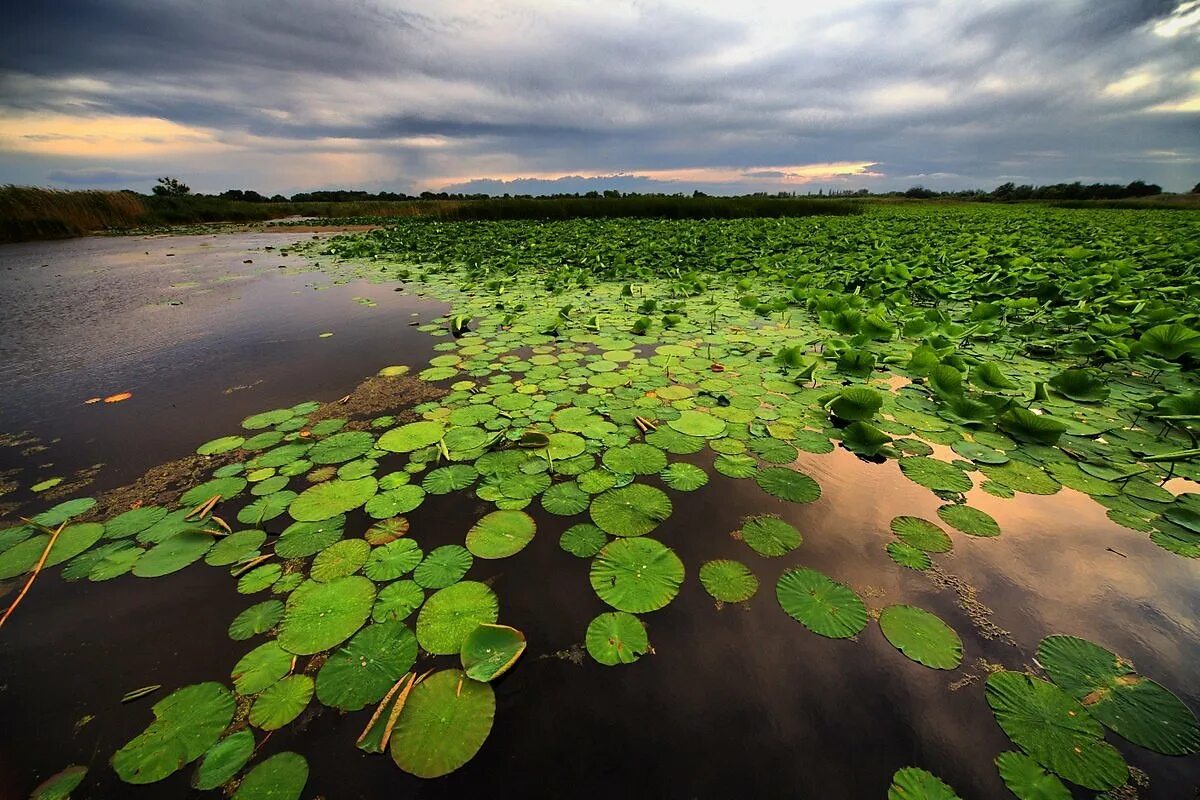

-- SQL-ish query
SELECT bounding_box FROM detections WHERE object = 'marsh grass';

[0,186,147,241]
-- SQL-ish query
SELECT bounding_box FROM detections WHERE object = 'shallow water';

[0,234,1197,799]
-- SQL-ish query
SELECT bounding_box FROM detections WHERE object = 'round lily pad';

[206,529,266,567]
[180,478,246,508]
[132,532,213,578]
[755,466,821,503]
[585,611,650,666]
[364,538,423,581]
[887,767,962,799]
[1036,635,1200,755]
[228,600,283,641]
[44,522,105,568]
[31,497,96,527]
[899,457,973,494]
[739,515,802,557]
[413,545,473,588]
[249,674,313,730]
[105,506,168,539]
[668,410,727,438]
[559,523,608,557]
[589,537,684,613]
[461,623,526,681]
[416,581,499,655]
[776,567,867,638]
[890,516,952,553]
[197,435,244,456]
[231,641,292,696]
[377,420,444,453]
[389,669,495,779]
[287,477,377,522]
[541,481,590,515]
[466,510,536,559]
[192,730,254,791]
[316,621,418,711]
[886,541,932,570]
[994,751,1071,800]
[310,538,370,582]
[937,504,1000,537]
[372,580,425,623]
[878,605,962,669]
[111,682,235,784]
[589,484,672,537]
[699,560,759,603]
[308,431,374,464]
[660,462,708,491]
[232,752,307,800]
[985,671,1128,791]
[29,765,86,800]
[276,576,375,655]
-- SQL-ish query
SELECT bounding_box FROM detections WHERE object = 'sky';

[0,0,1197,196]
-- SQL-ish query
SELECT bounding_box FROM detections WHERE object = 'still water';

[0,233,1196,799]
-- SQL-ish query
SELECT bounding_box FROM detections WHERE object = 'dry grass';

[0,185,147,242]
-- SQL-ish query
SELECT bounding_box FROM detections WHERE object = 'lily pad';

[559,523,608,557]
[667,409,727,438]
[310,538,370,582]
[287,477,377,522]
[228,600,283,640]
[231,641,293,696]
[111,682,235,784]
[899,457,972,494]
[364,538,423,581]
[416,581,499,655]
[776,567,867,638]
[276,576,375,655]
[878,605,962,669]
[377,420,445,453]
[232,752,308,800]
[985,671,1127,791]
[886,541,932,570]
[30,765,87,800]
[465,510,536,558]
[132,532,213,578]
[660,462,709,491]
[936,504,1000,537]
[589,537,684,613]
[994,751,1071,800]
[589,484,672,537]
[389,669,495,778]
[192,730,254,791]
[249,674,313,730]
[887,767,962,799]
[890,516,952,553]
[585,611,650,666]
[316,620,418,710]
[413,544,473,588]
[461,623,526,681]
[698,560,759,603]
[755,466,821,502]
[1036,634,1200,755]
[739,515,802,557]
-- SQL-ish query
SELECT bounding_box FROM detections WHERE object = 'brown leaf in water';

[103,392,133,403]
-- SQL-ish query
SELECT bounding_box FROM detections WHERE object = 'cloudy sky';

[1,0,1197,196]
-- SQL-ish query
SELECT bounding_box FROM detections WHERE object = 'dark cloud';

[1,1,1196,193]
[45,167,159,185]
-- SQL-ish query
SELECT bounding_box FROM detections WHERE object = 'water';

[0,234,1197,799]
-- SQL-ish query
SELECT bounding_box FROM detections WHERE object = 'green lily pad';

[755,466,821,502]
[249,674,313,730]
[43,522,105,568]
[994,751,1071,800]
[308,431,375,464]
[461,623,526,681]
[180,477,246,508]
[1036,635,1200,755]
[465,510,536,558]
[276,576,375,655]
[699,560,759,603]
[413,544,473,588]
[310,538,370,582]
[886,541,932,570]
[899,457,972,494]
[205,529,266,567]
[287,477,377,522]
[887,767,962,799]
[197,435,244,456]
[667,409,727,438]
[589,484,672,537]
[878,605,962,669]
[30,765,87,800]
[585,611,650,666]
[105,506,168,539]
[275,515,346,559]
[132,532,213,578]
[890,516,952,553]
[192,730,254,791]
[559,523,608,557]
[316,620,418,710]
[377,420,445,453]
[985,671,1127,791]
[364,538,423,581]
[232,752,308,800]
[372,580,425,623]
[416,581,499,655]
[31,497,96,527]
[541,481,590,515]
[589,537,684,613]
[228,600,283,640]
[776,567,867,639]
[389,669,495,779]
[739,515,802,557]
[111,682,235,784]
[232,642,292,699]
[936,504,1000,537]
[660,462,708,491]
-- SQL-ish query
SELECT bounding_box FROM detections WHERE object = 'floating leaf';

[755,466,821,502]
[699,560,759,603]
[111,682,235,784]
[739,515,802,557]
[994,751,1071,800]
[585,611,650,666]
[389,670,495,779]
[887,767,962,799]
[985,671,1127,791]
[227,600,283,641]
[413,544,473,588]
[231,642,292,696]
[887,541,932,570]
[231,752,308,800]
[1036,635,1200,755]
[461,623,526,681]
[890,516,952,553]
[249,675,313,730]
[589,484,672,537]
[192,730,254,791]
[878,605,962,669]
[589,537,684,613]
[667,409,727,438]
[30,765,86,800]
[416,581,499,655]
[277,576,375,655]
[898,458,972,493]
[559,523,608,557]
[660,462,709,491]
[466,510,536,558]
[287,477,377,522]
[937,504,1000,537]
[776,567,867,639]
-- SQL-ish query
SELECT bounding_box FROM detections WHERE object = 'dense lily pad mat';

[5,205,1200,796]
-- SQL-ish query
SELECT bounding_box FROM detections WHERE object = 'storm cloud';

[0,0,1196,194]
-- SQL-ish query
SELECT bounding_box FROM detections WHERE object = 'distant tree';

[602,189,621,199]
[152,177,191,196]
[270,194,287,202]
[904,185,938,199]
[1192,182,1200,194]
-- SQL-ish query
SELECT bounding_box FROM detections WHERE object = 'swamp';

[1,203,1199,800]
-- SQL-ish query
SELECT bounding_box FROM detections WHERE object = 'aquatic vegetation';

[5,204,1200,796]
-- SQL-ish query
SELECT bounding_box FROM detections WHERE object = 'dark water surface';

[0,234,1197,800]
